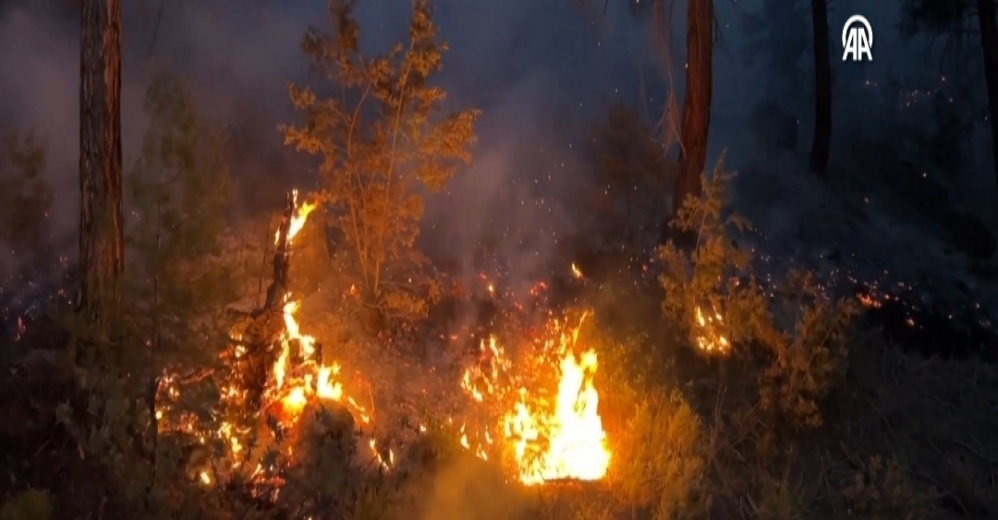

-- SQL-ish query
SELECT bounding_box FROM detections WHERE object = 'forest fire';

[153,193,613,491]
[460,310,611,485]
[242,191,387,471]
[267,299,370,424]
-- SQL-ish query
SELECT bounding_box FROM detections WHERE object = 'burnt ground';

[857,285,998,362]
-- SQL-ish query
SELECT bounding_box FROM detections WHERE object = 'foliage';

[659,157,859,428]
[658,158,763,352]
[53,73,249,519]
[281,0,478,318]
[125,72,243,374]
[586,100,675,248]
[611,391,708,519]
[0,131,54,253]
[586,320,709,519]
[842,456,932,520]
[0,489,52,520]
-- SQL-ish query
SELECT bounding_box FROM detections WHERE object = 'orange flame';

[694,305,729,353]
[504,313,610,484]
[459,309,611,485]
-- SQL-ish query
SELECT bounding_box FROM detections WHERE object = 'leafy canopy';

[281,0,479,315]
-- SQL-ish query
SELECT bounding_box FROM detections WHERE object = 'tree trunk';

[977,0,998,194]
[77,0,124,359]
[673,0,713,215]
[663,0,712,247]
[808,0,832,177]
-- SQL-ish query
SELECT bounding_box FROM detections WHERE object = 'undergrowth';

[2,157,994,520]
[659,157,859,429]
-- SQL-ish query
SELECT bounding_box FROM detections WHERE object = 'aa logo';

[842,15,873,62]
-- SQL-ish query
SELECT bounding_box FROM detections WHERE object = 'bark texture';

[78,0,124,347]
[673,0,713,216]
[808,0,832,177]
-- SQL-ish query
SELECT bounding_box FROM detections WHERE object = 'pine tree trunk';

[809,0,832,177]
[77,0,124,358]
[977,0,998,194]
[672,0,713,218]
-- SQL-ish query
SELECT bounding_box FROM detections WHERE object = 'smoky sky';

[1,0,994,284]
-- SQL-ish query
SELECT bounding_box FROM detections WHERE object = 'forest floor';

[1,248,996,519]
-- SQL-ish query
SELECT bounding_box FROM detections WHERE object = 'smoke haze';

[2,0,995,308]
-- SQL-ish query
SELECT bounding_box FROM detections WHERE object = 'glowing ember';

[694,305,729,353]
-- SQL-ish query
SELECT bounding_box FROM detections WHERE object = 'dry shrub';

[659,158,858,428]
[756,269,859,427]
[842,456,932,520]
[610,391,708,519]
[0,490,53,520]
[589,325,709,519]
[754,469,808,520]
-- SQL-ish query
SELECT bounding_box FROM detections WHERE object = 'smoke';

[414,457,526,520]
[421,71,593,292]
[11,0,983,306]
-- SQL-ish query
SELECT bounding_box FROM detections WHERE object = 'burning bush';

[659,158,859,428]
[453,309,612,485]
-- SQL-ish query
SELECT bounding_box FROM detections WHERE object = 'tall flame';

[503,314,610,484]
[460,310,611,485]
[263,193,384,467]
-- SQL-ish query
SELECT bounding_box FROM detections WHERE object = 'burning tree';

[282,0,479,318]
[221,192,318,423]
[192,189,392,499]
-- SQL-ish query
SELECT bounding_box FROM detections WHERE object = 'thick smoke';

[0,0,676,282]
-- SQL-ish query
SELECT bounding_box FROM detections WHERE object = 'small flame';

[694,305,729,353]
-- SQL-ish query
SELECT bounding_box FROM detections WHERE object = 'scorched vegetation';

[1,1,996,520]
